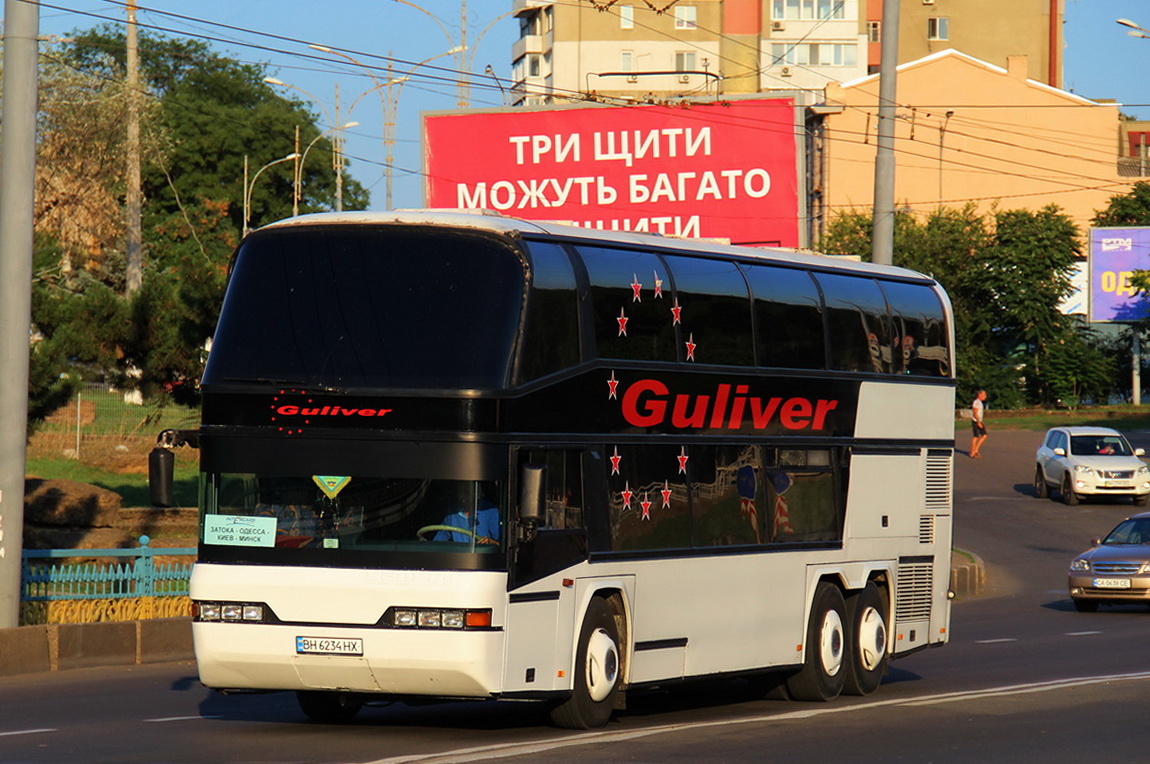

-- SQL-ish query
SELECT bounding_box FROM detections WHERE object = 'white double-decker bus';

[153,211,954,728]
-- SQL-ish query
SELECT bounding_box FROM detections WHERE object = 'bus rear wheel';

[842,583,888,696]
[786,582,847,702]
[550,597,621,729]
[296,690,363,723]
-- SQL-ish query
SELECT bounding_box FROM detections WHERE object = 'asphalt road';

[4,426,1150,763]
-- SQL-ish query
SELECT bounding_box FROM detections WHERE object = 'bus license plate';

[296,636,364,656]
[1093,578,1132,589]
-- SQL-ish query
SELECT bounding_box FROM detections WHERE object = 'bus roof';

[259,210,932,283]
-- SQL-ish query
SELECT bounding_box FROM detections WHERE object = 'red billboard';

[423,99,799,247]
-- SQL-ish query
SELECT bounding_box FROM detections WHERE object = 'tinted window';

[763,448,841,544]
[607,444,692,551]
[881,281,950,376]
[663,256,754,366]
[743,264,826,370]
[204,226,525,389]
[519,242,580,382]
[691,444,764,547]
[581,247,677,361]
[814,274,892,373]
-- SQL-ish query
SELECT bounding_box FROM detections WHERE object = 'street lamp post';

[294,122,359,217]
[310,45,462,210]
[264,77,353,211]
[243,152,300,236]
[1118,18,1150,38]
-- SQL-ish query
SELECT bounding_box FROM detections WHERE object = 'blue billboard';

[1089,227,1150,322]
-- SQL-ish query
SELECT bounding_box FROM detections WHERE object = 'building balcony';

[513,0,551,15]
[512,34,545,61]
[1119,156,1150,177]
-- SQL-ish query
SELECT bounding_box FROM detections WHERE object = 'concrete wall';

[0,618,192,677]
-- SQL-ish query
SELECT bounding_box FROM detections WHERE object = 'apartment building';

[510,0,1062,104]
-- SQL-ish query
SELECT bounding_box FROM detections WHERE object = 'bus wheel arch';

[549,593,625,729]
[786,579,848,702]
[843,580,890,696]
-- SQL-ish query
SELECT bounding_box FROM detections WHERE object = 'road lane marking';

[362,671,1150,764]
[974,638,1018,644]
[143,716,224,723]
[1065,631,1103,636]
[0,729,56,738]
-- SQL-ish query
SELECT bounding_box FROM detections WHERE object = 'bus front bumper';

[194,622,506,698]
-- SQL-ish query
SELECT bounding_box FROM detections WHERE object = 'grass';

[26,454,200,509]
[961,405,1150,433]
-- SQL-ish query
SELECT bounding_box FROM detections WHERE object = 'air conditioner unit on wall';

[771,20,785,31]
[780,66,792,77]
[923,0,935,4]
[678,74,690,83]
[627,74,638,83]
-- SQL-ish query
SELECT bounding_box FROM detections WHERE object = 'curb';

[0,617,192,678]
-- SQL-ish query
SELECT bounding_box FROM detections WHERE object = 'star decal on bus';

[641,492,651,520]
[661,480,672,508]
[678,447,689,474]
[607,371,619,399]
[621,481,633,509]
[631,274,643,302]
[610,446,622,475]
[685,333,697,361]
[617,307,629,336]
[653,271,663,299]
[670,299,682,325]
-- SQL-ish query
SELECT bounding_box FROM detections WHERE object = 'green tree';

[821,205,1107,407]
[1093,180,1150,227]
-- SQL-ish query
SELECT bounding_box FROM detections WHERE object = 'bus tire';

[842,583,888,696]
[549,597,621,730]
[786,581,847,702]
[296,690,363,723]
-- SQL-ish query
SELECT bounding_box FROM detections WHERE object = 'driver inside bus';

[434,483,501,544]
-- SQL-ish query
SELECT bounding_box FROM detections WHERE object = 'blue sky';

[25,0,1150,211]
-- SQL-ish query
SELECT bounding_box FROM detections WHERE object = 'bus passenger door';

[503,449,592,693]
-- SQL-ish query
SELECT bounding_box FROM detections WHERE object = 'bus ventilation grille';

[919,515,935,544]
[895,561,934,621]
[924,453,952,511]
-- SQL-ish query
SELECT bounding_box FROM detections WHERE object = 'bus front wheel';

[786,582,847,702]
[842,583,888,696]
[296,690,363,723]
[550,597,621,730]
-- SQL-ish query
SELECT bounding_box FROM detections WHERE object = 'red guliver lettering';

[620,379,838,431]
[275,405,392,417]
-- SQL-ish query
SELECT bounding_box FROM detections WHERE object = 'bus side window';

[763,448,843,544]
[662,255,755,366]
[743,264,826,370]
[518,242,580,383]
[579,246,677,362]
[690,445,764,547]
[879,281,950,377]
[813,274,895,374]
[523,449,586,531]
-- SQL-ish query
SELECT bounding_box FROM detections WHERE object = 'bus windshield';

[201,474,506,555]
[203,225,526,390]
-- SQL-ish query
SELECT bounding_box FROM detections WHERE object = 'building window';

[621,50,634,71]
[675,5,697,29]
[771,42,857,67]
[528,54,541,78]
[867,21,881,43]
[620,4,634,29]
[773,0,846,20]
[927,17,949,40]
[675,50,697,72]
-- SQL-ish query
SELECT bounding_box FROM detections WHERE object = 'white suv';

[1035,426,1150,506]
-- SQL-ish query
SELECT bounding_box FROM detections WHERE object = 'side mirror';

[517,463,547,541]
[1091,537,1102,547]
[1054,447,1066,457]
[1137,448,1146,457]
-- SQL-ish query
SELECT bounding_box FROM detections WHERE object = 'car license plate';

[1093,578,1132,589]
[296,636,364,656]
[1105,480,1131,488]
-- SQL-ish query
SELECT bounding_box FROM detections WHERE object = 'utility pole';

[125,0,143,293]
[871,0,900,266]
[0,0,40,629]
